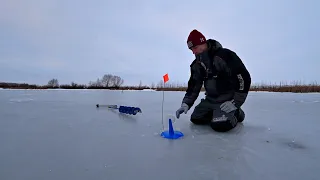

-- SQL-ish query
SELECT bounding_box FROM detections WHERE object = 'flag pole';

[161,73,169,130]
[161,84,165,130]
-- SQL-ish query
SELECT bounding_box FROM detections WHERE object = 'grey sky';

[0,0,319,86]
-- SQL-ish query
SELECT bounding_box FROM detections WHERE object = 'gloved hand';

[220,100,237,113]
[176,103,189,119]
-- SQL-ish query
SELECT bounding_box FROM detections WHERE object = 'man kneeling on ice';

[176,29,251,132]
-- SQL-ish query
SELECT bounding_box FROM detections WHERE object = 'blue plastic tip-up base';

[161,130,184,139]
[161,119,184,139]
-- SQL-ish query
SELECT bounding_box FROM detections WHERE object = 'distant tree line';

[0,74,320,93]
[44,74,126,89]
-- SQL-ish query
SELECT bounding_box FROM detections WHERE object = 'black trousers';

[190,98,245,132]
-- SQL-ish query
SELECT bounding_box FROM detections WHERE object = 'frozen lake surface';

[1,89,320,180]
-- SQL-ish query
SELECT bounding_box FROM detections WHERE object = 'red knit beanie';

[187,29,206,49]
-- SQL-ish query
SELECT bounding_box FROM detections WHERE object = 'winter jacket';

[182,39,251,109]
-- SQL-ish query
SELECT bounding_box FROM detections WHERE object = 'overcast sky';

[0,0,319,86]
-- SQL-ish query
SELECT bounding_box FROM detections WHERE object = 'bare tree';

[156,80,164,88]
[48,78,59,88]
[96,78,102,86]
[112,75,124,87]
[88,78,101,87]
[88,74,124,88]
[138,80,143,88]
[101,74,113,87]
[150,82,155,89]
[71,81,78,87]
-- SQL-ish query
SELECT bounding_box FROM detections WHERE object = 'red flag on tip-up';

[163,73,169,83]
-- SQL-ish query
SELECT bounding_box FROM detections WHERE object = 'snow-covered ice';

[0,89,320,180]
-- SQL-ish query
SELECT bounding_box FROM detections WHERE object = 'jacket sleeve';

[227,51,251,108]
[182,62,204,109]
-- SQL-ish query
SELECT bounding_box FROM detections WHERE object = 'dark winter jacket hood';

[193,39,223,63]
[207,39,223,53]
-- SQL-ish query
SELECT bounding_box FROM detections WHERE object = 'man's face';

[190,43,207,55]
